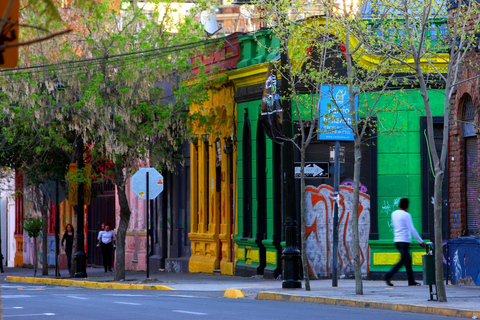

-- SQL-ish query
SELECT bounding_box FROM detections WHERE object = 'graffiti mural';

[305,184,371,278]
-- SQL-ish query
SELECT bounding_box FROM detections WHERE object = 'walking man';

[384,198,426,286]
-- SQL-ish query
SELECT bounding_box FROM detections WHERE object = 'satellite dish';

[200,9,218,35]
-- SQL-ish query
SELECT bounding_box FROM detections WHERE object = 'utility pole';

[332,141,340,286]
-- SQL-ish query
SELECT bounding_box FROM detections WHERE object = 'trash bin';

[422,242,437,301]
[422,243,435,285]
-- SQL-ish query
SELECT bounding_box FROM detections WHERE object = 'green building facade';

[229,28,447,279]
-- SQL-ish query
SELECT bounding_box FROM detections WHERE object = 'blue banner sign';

[318,85,358,141]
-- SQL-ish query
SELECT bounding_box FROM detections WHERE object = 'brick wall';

[448,48,480,238]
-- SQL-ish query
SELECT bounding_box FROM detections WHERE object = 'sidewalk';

[2,266,480,318]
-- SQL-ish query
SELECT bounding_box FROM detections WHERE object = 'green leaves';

[21,217,45,238]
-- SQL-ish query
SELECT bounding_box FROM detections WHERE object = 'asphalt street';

[2,283,458,320]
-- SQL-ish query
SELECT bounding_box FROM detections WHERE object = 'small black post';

[146,172,150,279]
[332,141,340,286]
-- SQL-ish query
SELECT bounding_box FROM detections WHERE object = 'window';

[243,109,252,238]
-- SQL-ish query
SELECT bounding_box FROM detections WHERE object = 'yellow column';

[199,140,208,234]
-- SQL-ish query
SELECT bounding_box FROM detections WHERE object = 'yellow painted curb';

[5,276,176,291]
[224,288,245,299]
[257,292,480,318]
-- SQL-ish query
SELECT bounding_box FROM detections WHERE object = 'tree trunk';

[300,148,310,291]
[415,64,448,302]
[70,228,77,278]
[434,172,447,302]
[114,173,131,281]
[352,139,363,295]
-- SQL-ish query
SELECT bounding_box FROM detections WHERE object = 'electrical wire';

[0,33,246,78]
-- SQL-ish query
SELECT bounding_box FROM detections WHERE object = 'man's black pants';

[384,242,415,284]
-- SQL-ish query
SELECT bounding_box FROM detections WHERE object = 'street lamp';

[278,19,302,289]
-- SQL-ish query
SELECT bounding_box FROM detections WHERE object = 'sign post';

[318,85,357,287]
[132,168,164,279]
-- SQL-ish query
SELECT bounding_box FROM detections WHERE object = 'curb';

[224,288,245,299]
[5,276,176,291]
[257,291,480,318]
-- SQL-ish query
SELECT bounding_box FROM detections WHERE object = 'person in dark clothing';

[61,224,74,272]
[97,221,116,272]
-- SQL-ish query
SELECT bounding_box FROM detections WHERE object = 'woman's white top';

[98,230,116,244]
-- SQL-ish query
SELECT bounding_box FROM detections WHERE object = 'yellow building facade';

[188,79,237,275]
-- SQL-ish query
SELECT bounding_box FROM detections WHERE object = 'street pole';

[332,140,340,286]
[146,172,150,279]
[55,179,60,277]
[74,137,87,278]
[280,24,302,289]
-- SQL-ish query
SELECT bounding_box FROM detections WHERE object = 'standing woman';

[97,221,116,272]
[61,224,74,272]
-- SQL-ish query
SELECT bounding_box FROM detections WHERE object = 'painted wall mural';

[305,184,371,278]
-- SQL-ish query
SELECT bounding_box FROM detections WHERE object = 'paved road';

[1,283,458,320]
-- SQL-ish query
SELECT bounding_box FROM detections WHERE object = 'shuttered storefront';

[465,138,478,235]
[463,95,478,236]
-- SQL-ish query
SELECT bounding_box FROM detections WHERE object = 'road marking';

[104,294,147,297]
[20,288,45,291]
[67,296,89,300]
[114,302,142,306]
[3,307,24,309]
[172,310,208,315]
[2,295,32,298]
[4,313,55,317]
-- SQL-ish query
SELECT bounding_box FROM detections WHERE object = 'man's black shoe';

[385,279,394,286]
[408,282,421,286]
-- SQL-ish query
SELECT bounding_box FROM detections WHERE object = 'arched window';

[243,109,252,238]
[462,95,478,236]
[256,121,267,241]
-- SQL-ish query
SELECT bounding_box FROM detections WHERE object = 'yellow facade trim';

[244,247,260,264]
[238,248,245,260]
[228,63,269,88]
[266,251,277,265]
[288,16,449,74]
[373,252,423,266]
[412,252,423,266]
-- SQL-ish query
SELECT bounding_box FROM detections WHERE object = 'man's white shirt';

[391,209,423,243]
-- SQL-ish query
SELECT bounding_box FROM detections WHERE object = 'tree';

[0,107,72,275]
[1,0,219,280]
[21,216,45,276]
[365,0,480,302]
[249,0,407,293]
